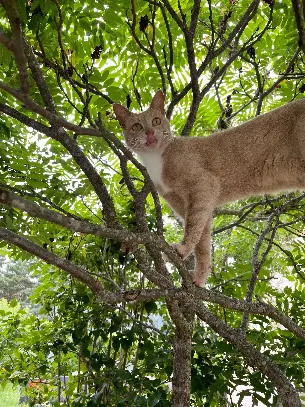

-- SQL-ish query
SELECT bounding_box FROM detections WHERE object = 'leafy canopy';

[0,0,305,406]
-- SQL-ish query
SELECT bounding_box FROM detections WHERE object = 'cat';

[113,91,305,287]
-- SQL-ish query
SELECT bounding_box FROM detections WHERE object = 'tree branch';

[1,199,305,341]
[33,50,114,104]
[23,39,57,114]
[189,0,201,37]
[0,227,118,302]
[0,188,133,243]
[192,288,305,343]
[159,0,185,32]
[240,212,278,331]
[0,102,52,135]
[193,298,302,407]
[166,0,261,128]
[51,0,67,69]
[128,0,166,94]
[0,29,14,51]
[167,298,194,407]
[0,0,29,94]
[0,187,188,284]
[49,127,118,227]
[292,0,305,55]
[263,48,301,98]
[0,85,117,226]
[0,80,105,136]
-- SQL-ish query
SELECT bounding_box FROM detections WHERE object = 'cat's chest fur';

[137,151,172,194]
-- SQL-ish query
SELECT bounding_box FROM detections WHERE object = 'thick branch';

[193,288,305,343]
[0,187,188,282]
[0,80,106,137]
[1,222,302,405]
[0,228,119,303]
[0,29,14,51]
[49,127,118,226]
[0,102,52,135]
[0,95,146,181]
[189,0,201,37]
[0,229,173,305]
[167,299,194,407]
[0,188,133,243]
[0,203,305,341]
[133,248,174,289]
[0,0,29,94]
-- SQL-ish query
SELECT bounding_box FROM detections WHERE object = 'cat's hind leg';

[192,217,212,287]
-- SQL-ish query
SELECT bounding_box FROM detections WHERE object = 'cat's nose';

[145,129,157,146]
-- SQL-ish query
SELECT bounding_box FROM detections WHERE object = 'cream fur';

[138,151,172,195]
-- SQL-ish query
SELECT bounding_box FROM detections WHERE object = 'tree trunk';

[168,300,194,407]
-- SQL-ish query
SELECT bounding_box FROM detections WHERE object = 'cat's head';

[113,91,172,153]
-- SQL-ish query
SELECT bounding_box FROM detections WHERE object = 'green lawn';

[0,382,22,407]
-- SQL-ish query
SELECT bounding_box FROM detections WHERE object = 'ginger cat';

[113,91,305,287]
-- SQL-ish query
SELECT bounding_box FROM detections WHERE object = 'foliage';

[0,257,38,308]
[0,0,305,406]
[0,381,21,407]
[0,273,172,406]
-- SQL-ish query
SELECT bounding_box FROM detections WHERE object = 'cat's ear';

[113,103,130,128]
[150,90,165,115]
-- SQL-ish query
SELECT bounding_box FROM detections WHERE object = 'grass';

[0,381,24,407]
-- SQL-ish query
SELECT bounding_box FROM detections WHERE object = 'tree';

[1,0,305,405]
[0,257,38,307]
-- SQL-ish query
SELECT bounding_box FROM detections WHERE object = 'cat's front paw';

[172,243,193,260]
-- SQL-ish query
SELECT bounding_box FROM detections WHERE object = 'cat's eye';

[132,123,143,131]
[152,117,161,126]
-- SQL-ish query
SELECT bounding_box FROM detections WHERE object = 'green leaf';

[9,298,18,308]
[144,301,157,314]
[15,0,27,22]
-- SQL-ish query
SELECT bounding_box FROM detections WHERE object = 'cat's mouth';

[145,133,158,146]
